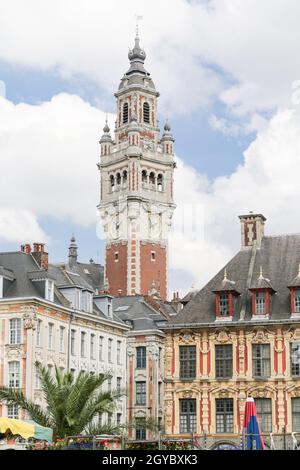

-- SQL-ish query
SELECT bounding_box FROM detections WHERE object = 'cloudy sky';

[1,0,300,297]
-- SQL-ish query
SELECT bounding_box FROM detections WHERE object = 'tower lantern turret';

[161,120,175,155]
[99,121,112,157]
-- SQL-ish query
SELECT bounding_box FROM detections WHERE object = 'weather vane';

[135,14,143,36]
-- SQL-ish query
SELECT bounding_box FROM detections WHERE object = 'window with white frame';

[117,377,121,395]
[90,334,95,359]
[108,338,113,362]
[9,318,21,345]
[99,336,104,361]
[35,363,41,389]
[294,290,300,313]
[36,319,42,347]
[8,361,20,388]
[255,291,266,314]
[71,329,76,356]
[48,323,54,350]
[117,340,121,364]
[7,404,19,419]
[45,280,54,302]
[107,377,112,392]
[81,331,86,357]
[59,326,65,353]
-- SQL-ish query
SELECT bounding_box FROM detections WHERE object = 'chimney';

[21,243,32,254]
[32,243,49,270]
[239,213,266,250]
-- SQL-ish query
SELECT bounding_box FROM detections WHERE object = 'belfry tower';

[98,31,176,300]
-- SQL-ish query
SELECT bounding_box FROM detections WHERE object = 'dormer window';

[288,264,300,317]
[255,291,266,314]
[213,270,240,321]
[0,276,3,299]
[249,267,275,318]
[45,280,54,302]
[219,293,230,317]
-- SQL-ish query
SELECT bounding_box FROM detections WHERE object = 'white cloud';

[0,209,47,243]
[2,0,299,122]
[1,93,300,295]
[170,106,300,290]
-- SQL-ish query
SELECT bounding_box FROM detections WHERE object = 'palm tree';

[0,362,123,439]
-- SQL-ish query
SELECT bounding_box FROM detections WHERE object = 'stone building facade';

[0,241,129,426]
[162,214,300,449]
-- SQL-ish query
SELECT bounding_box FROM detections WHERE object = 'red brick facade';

[140,242,167,300]
[105,242,128,296]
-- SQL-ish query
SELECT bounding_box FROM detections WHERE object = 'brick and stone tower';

[98,31,176,300]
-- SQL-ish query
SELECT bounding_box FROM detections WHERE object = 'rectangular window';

[158,382,162,406]
[255,291,266,314]
[295,290,300,313]
[136,346,146,369]
[8,361,20,388]
[108,338,113,362]
[99,336,104,361]
[216,398,234,433]
[255,398,272,432]
[45,280,54,302]
[90,334,95,359]
[215,345,233,379]
[291,342,300,377]
[35,363,41,389]
[252,344,271,378]
[59,326,65,353]
[71,329,76,356]
[81,331,86,357]
[135,418,146,441]
[7,404,19,419]
[136,381,146,406]
[179,346,196,380]
[179,399,196,434]
[107,377,112,393]
[114,252,119,262]
[117,340,121,364]
[292,398,300,431]
[48,323,54,350]
[36,320,41,347]
[117,413,122,426]
[9,318,21,345]
[108,413,112,426]
[117,377,121,394]
[151,251,156,261]
[219,294,230,317]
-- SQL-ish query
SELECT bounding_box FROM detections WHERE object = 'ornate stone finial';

[164,119,171,132]
[103,119,110,134]
[224,268,228,281]
[259,266,264,279]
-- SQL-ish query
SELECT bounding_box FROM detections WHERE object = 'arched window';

[149,172,155,186]
[143,102,150,124]
[142,170,147,183]
[157,174,163,192]
[116,173,121,186]
[122,170,128,187]
[123,102,129,124]
[110,175,115,192]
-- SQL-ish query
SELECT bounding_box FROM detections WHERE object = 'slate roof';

[112,295,168,332]
[169,234,300,326]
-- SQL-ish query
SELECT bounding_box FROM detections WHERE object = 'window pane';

[179,346,196,379]
[292,398,300,431]
[179,399,196,434]
[216,399,234,433]
[215,345,232,379]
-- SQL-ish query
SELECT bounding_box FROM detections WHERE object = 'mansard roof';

[212,270,241,295]
[169,234,300,326]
